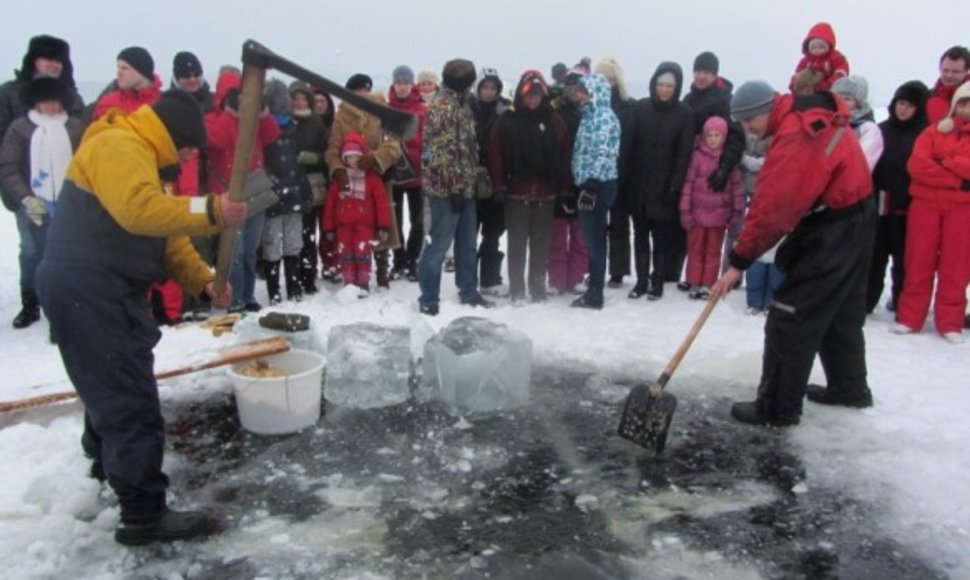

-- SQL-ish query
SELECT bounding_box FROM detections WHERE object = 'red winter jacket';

[92,75,163,119]
[790,22,849,92]
[204,70,280,193]
[730,93,872,268]
[387,86,427,183]
[907,118,970,206]
[926,78,970,124]
[322,134,392,231]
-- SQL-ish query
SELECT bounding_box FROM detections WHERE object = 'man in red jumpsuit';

[711,80,875,426]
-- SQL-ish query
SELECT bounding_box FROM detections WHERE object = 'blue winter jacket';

[572,74,620,186]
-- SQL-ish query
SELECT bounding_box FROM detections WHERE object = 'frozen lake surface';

[27,365,939,580]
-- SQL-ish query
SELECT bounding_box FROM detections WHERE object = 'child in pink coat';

[679,116,745,299]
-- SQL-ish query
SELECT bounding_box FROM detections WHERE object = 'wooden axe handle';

[241,39,418,139]
[0,336,290,414]
[213,54,268,293]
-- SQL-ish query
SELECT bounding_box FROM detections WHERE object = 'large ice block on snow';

[325,323,412,408]
[422,317,532,413]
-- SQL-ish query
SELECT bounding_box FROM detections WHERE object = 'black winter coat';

[264,120,312,217]
[682,77,745,174]
[470,96,510,166]
[873,114,927,214]
[292,112,329,176]
[619,62,695,221]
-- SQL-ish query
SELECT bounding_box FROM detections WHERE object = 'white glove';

[741,154,764,173]
[22,196,47,226]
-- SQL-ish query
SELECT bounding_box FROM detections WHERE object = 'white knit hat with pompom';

[938,81,970,133]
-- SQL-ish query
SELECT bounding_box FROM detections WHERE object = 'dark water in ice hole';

[130,365,949,580]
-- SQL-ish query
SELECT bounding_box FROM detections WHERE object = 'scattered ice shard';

[422,317,532,413]
[325,323,411,408]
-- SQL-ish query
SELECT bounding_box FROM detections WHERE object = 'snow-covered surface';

[0,206,967,578]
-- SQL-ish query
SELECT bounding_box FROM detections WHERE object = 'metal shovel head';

[618,383,678,453]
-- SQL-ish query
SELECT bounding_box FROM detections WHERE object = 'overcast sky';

[1,0,965,108]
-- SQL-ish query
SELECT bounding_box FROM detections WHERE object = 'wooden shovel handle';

[655,298,719,391]
[0,336,290,414]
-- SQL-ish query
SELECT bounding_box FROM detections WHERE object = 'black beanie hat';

[173,51,203,79]
[345,73,373,92]
[693,51,720,75]
[153,89,206,149]
[117,46,154,81]
[20,77,72,109]
[442,59,476,93]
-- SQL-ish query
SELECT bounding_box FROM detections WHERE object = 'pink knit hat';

[703,115,728,137]
[340,139,364,160]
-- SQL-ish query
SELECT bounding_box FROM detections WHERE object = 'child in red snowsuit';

[790,22,850,93]
[679,116,745,299]
[321,134,392,294]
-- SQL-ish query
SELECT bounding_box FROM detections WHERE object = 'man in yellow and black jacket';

[35,89,248,546]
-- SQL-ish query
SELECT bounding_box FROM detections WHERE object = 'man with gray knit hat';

[710,79,876,426]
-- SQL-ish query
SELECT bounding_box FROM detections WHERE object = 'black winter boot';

[115,508,209,546]
[805,384,873,408]
[730,401,800,427]
[12,290,40,329]
[301,260,319,295]
[283,256,303,302]
[646,273,664,301]
[265,260,282,305]
[375,250,391,289]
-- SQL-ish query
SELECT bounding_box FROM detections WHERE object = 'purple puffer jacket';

[679,141,744,229]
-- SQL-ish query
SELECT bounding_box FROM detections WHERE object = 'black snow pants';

[756,197,875,419]
[36,260,169,524]
[477,197,506,288]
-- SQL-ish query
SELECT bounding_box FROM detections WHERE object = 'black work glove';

[451,194,466,214]
[962,179,970,191]
[707,166,730,192]
[577,179,602,212]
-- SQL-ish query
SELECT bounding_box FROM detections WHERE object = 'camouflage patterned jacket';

[422,86,479,198]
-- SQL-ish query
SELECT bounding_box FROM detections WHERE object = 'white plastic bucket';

[227,349,324,435]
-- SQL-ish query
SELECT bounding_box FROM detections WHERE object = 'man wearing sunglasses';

[172,51,214,113]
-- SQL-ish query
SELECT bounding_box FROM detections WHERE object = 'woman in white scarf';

[0,76,83,330]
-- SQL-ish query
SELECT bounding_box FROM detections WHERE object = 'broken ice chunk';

[326,323,411,408]
[421,317,532,413]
